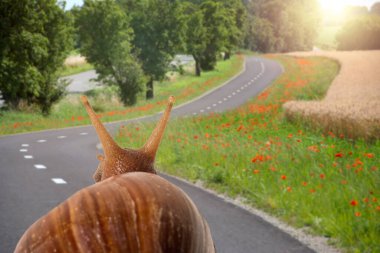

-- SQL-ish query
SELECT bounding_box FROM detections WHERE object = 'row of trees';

[0,0,247,114]
[244,0,320,53]
[75,0,247,104]
[336,3,380,50]
[5,0,377,114]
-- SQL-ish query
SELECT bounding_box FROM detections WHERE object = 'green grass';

[116,55,379,253]
[59,62,94,77]
[316,25,342,50]
[0,55,244,135]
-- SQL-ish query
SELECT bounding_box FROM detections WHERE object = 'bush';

[337,15,380,50]
[0,0,73,115]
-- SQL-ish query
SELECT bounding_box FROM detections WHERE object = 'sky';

[64,0,83,10]
[319,0,378,9]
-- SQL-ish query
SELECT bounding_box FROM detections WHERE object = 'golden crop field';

[64,55,87,67]
[284,51,380,140]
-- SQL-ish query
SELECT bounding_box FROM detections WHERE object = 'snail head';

[81,96,175,182]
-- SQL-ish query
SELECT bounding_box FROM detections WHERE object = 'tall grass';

[0,55,243,135]
[116,55,379,253]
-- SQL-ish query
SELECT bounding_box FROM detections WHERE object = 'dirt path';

[284,51,380,140]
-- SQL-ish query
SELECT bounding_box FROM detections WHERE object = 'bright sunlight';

[319,0,347,18]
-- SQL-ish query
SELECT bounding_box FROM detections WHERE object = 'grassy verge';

[59,62,94,77]
[0,55,243,135]
[116,55,379,252]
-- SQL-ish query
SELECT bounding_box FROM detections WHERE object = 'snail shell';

[15,172,215,253]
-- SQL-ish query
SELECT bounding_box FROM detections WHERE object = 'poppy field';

[116,55,379,253]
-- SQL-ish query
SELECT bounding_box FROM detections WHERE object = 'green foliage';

[180,0,247,73]
[182,2,207,76]
[337,15,380,50]
[118,0,185,99]
[0,0,73,115]
[76,0,144,105]
[199,1,229,70]
[245,17,275,53]
[246,0,320,53]
[219,0,248,58]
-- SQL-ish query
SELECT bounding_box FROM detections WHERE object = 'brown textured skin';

[81,96,175,182]
[14,173,215,253]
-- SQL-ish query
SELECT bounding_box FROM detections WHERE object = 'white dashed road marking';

[37,140,46,143]
[34,164,47,170]
[80,132,88,136]
[57,136,66,139]
[24,155,33,159]
[21,144,29,147]
[51,178,67,184]
[19,149,28,152]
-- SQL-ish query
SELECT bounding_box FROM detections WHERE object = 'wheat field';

[283,51,380,140]
[64,55,87,67]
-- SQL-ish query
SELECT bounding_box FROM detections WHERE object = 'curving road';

[0,56,315,253]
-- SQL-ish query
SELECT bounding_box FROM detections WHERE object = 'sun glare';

[319,0,346,17]
[318,0,352,24]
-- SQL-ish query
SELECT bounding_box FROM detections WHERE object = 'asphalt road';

[0,56,315,253]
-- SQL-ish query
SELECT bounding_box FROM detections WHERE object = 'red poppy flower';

[350,200,358,206]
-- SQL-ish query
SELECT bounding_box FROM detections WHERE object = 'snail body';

[15,96,215,253]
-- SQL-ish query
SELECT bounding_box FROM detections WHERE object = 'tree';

[182,2,207,76]
[337,15,380,50]
[344,5,369,17]
[246,0,320,53]
[117,0,185,99]
[199,1,229,70]
[219,0,248,60]
[0,0,73,115]
[76,0,144,105]
[371,2,380,15]
[245,16,275,53]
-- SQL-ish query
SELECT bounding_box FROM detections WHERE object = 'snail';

[15,96,215,253]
